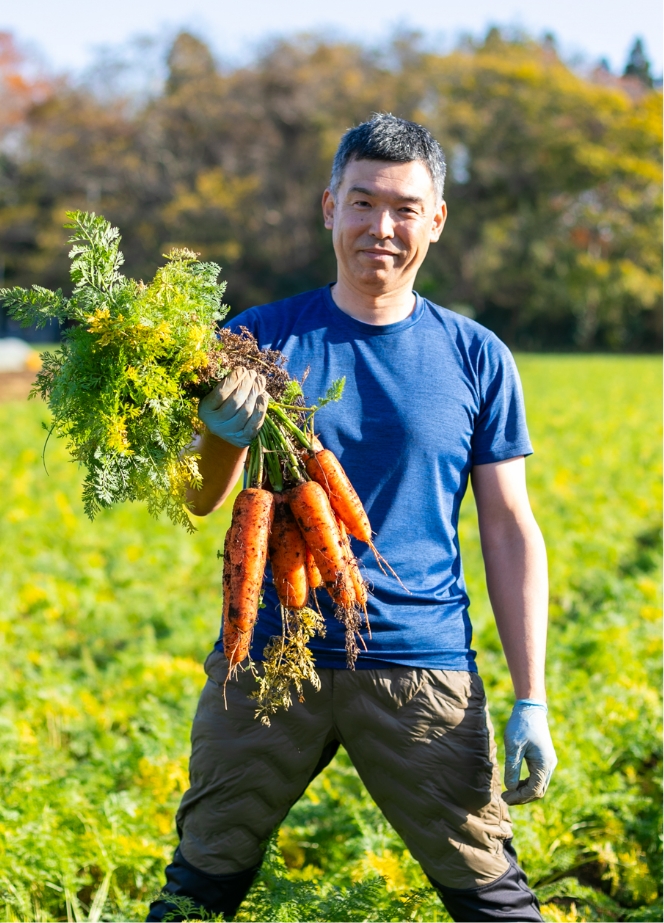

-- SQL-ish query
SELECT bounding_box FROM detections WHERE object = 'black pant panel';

[146,847,260,921]
[148,838,541,923]
[428,840,543,922]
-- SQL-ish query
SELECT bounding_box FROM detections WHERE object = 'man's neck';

[330,277,416,326]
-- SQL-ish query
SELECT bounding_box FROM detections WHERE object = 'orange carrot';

[305,546,323,590]
[288,480,355,610]
[337,516,368,609]
[222,488,275,665]
[223,618,252,666]
[305,450,371,542]
[268,493,309,609]
[307,449,404,592]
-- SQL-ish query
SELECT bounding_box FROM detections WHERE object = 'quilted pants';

[148,650,542,921]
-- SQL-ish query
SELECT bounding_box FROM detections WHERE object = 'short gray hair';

[330,113,446,202]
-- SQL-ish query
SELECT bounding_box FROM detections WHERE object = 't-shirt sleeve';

[471,335,533,465]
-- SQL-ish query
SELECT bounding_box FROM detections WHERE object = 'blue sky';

[2,0,662,76]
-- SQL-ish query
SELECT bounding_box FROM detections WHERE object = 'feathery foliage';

[1,211,347,719]
[0,356,660,921]
[1,211,229,531]
[1,211,344,530]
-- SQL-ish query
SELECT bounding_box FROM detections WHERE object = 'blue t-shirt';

[214,285,532,671]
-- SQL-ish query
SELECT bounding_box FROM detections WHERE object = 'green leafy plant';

[0,357,660,921]
[1,211,229,530]
[156,892,225,921]
[237,834,437,922]
[0,211,343,532]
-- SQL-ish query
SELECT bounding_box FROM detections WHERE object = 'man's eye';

[353,199,371,207]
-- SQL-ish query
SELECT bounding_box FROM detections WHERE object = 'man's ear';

[430,200,447,242]
[322,188,335,230]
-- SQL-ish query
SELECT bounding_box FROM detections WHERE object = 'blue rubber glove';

[198,368,268,448]
[502,700,557,805]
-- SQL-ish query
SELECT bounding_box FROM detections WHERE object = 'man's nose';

[369,208,395,239]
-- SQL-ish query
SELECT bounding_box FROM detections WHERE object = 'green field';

[0,356,661,922]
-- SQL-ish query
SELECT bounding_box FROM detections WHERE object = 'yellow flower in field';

[636,577,658,601]
[86,552,105,568]
[55,490,78,530]
[17,720,38,746]
[277,829,306,869]
[360,851,408,891]
[150,654,203,684]
[136,757,189,800]
[19,584,49,610]
[616,846,659,905]
[126,545,142,562]
[155,811,175,835]
[540,902,580,922]
[79,690,112,728]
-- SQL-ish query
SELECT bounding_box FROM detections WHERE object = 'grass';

[0,355,660,922]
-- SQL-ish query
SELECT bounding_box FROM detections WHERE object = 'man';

[149,114,557,922]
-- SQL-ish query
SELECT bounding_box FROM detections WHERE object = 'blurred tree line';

[0,28,661,350]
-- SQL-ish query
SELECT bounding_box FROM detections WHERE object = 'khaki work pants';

[176,650,514,890]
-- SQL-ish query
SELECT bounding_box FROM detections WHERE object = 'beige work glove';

[198,368,268,448]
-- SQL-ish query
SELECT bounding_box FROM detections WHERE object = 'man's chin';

[353,267,397,290]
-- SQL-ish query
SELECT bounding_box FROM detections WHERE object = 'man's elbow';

[185,488,227,518]
[480,509,544,552]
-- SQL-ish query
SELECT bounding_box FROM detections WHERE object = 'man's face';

[322,158,446,296]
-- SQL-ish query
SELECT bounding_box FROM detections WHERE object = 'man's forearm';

[472,458,556,803]
[185,430,247,516]
[479,513,548,701]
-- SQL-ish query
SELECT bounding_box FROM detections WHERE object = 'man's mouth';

[360,248,400,258]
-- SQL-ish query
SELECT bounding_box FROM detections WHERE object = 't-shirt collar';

[322,283,424,336]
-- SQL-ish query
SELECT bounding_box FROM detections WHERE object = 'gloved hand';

[502,699,557,805]
[198,368,268,448]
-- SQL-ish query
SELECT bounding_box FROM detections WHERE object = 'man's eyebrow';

[347,185,425,205]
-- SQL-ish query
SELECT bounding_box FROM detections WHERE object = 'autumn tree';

[411,30,662,348]
[0,28,660,350]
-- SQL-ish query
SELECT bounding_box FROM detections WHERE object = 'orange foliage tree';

[0,28,661,349]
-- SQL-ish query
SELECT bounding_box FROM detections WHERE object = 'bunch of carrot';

[222,446,373,674]
[1,210,385,718]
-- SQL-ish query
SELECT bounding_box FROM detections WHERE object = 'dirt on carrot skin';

[222,488,275,667]
[287,481,368,668]
[269,494,309,609]
[305,449,372,543]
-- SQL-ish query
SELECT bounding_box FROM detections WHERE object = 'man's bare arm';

[471,456,548,701]
[186,431,247,516]
[185,368,268,517]
[472,456,556,804]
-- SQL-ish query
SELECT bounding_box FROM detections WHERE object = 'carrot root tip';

[367,539,410,594]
